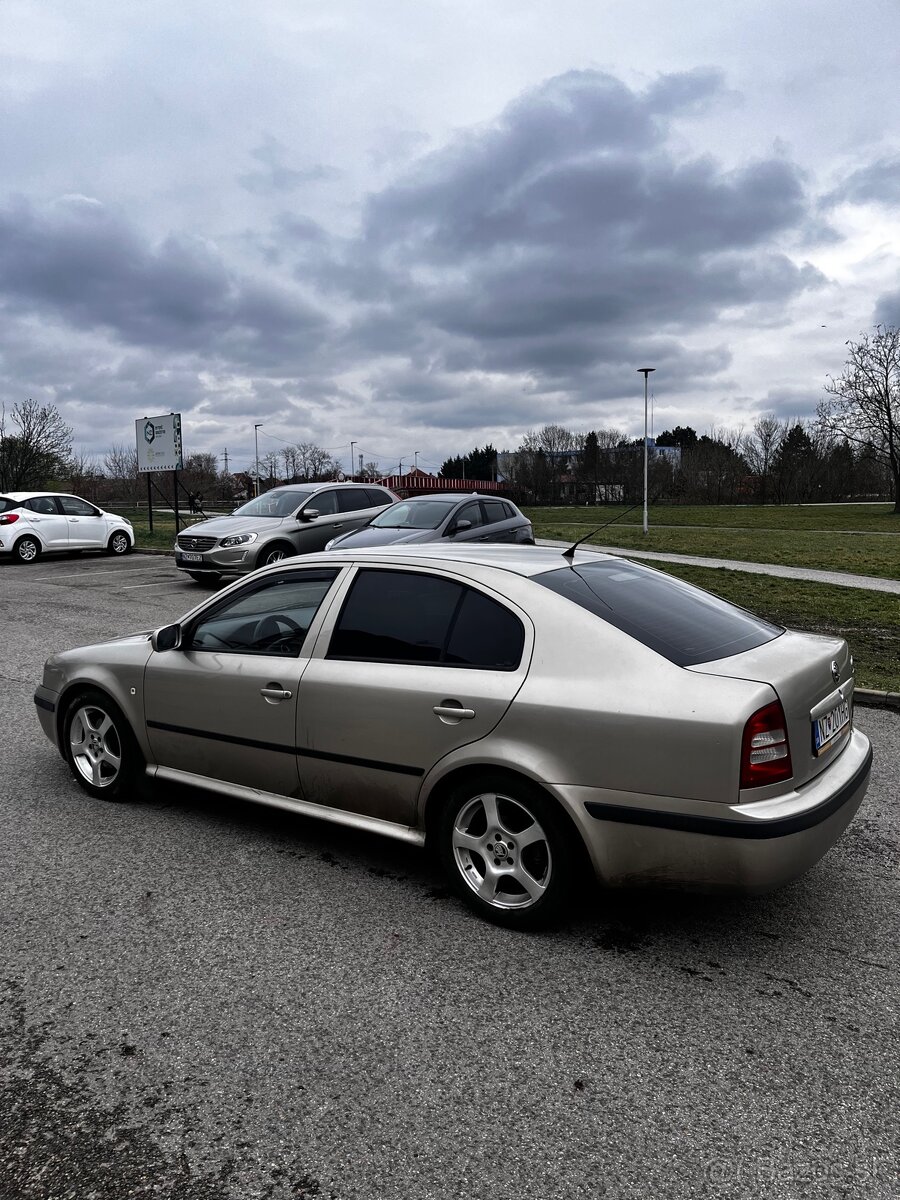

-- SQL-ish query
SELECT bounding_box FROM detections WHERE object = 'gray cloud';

[0,196,329,364]
[824,156,900,208]
[313,70,824,396]
[238,137,338,195]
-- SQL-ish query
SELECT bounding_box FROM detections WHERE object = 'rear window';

[534,560,782,666]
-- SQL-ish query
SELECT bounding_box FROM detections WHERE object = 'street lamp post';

[254,423,263,497]
[637,368,655,535]
[414,450,419,471]
[350,441,356,480]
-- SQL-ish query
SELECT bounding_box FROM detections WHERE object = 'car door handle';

[433,704,476,720]
[260,686,293,702]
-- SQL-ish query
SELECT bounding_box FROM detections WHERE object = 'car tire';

[13,536,41,564]
[106,531,132,556]
[437,772,578,929]
[62,689,144,802]
[256,542,295,569]
[187,571,222,586]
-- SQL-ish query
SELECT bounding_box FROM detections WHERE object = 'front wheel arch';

[60,686,145,802]
[256,541,296,570]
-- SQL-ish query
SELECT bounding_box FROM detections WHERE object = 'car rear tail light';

[741,699,793,789]
[0,513,19,525]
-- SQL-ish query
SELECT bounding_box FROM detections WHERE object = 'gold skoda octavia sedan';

[33,545,872,928]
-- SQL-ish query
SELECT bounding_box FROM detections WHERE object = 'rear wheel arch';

[427,765,593,928]
[13,534,42,563]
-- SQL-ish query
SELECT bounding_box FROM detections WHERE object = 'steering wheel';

[251,613,303,652]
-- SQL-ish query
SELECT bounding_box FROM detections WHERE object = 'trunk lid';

[687,630,854,789]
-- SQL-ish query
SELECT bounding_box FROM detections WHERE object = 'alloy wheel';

[451,790,552,910]
[68,703,123,789]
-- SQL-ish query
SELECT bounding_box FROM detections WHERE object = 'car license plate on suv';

[813,698,851,755]
[181,552,203,563]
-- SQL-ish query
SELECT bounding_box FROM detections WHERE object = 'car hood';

[183,515,287,536]
[331,526,439,548]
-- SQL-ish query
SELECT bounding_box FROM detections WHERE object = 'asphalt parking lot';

[1,554,898,1200]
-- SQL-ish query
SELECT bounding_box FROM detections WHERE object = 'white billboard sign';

[136,413,183,473]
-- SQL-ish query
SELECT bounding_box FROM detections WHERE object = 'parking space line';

[29,566,172,581]
[119,580,194,591]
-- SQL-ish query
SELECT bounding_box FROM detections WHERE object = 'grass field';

[527,505,900,580]
[123,502,900,692]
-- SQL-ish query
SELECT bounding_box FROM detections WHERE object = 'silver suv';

[174,482,397,583]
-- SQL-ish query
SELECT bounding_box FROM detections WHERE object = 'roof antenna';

[562,501,644,561]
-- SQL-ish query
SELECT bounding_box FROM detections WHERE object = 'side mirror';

[151,623,182,652]
[447,519,472,536]
[298,509,319,522]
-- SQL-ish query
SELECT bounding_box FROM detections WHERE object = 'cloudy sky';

[3,0,899,477]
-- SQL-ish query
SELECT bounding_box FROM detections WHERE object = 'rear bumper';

[558,729,873,892]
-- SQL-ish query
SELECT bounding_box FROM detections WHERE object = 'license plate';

[813,699,851,755]
[180,552,203,563]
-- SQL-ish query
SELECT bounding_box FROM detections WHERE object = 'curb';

[854,688,900,711]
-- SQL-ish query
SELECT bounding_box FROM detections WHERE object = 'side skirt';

[149,765,426,847]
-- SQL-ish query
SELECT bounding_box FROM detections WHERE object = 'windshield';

[371,499,458,530]
[535,559,782,665]
[231,490,313,518]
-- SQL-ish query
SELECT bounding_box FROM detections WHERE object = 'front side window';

[58,496,98,516]
[186,570,339,656]
[304,490,338,516]
[534,560,782,666]
[327,570,524,670]
[454,501,485,530]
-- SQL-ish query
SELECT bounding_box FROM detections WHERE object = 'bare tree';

[818,325,900,512]
[104,441,141,502]
[0,399,73,490]
[743,415,783,504]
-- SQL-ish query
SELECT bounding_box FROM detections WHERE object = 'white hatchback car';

[0,492,134,563]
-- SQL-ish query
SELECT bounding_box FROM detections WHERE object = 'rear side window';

[0,496,16,513]
[483,500,509,523]
[327,570,524,669]
[365,489,393,507]
[25,496,60,515]
[534,560,782,666]
[336,488,370,513]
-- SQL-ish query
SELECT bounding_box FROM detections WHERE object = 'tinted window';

[365,489,393,507]
[535,560,782,666]
[188,570,338,657]
[58,496,98,516]
[328,570,523,670]
[0,496,16,513]
[25,496,60,515]
[445,589,524,669]
[336,488,370,513]
[483,500,510,524]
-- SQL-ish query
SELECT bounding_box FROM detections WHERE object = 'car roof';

[2,491,69,501]
[387,493,507,503]
[312,542,615,578]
